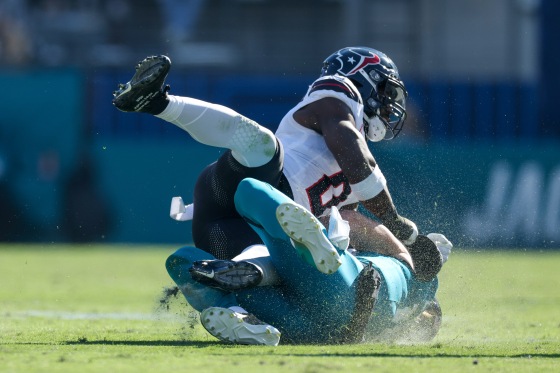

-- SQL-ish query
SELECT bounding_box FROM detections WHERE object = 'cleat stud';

[320,260,325,264]
[209,311,214,315]
[205,319,210,323]
[280,212,284,216]
[210,326,215,330]
[229,313,235,318]
[331,252,336,256]
[219,311,224,315]
[266,329,271,334]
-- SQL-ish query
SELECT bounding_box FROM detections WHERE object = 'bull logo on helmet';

[335,48,380,76]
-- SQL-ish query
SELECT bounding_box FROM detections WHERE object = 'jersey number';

[306,172,352,216]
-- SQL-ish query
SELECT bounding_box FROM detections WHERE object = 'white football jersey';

[276,75,368,217]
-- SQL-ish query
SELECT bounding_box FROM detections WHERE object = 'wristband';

[350,166,386,201]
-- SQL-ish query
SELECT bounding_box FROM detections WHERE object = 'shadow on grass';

[276,352,560,359]
[64,339,218,347]
[58,339,560,359]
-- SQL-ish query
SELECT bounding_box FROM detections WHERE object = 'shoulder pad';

[308,75,362,104]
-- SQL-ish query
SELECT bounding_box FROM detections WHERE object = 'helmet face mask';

[321,47,408,141]
[375,76,407,139]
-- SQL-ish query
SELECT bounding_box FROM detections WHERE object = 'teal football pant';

[166,177,366,343]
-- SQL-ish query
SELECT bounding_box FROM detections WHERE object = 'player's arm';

[339,209,414,269]
[299,97,418,244]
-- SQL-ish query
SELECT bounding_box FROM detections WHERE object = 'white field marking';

[6,310,186,321]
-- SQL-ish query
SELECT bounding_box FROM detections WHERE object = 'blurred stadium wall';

[0,0,558,248]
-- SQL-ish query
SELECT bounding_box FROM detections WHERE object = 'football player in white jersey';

[113,47,417,263]
[113,47,440,342]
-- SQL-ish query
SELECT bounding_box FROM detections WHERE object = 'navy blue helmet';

[321,47,408,141]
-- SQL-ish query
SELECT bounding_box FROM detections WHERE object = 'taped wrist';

[350,166,386,201]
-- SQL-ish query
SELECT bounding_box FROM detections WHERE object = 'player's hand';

[407,235,443,282]
[427,233,453,264]
[382,215,418,245]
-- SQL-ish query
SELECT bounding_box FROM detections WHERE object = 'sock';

[233,244,280,286]
[156,95,277,167]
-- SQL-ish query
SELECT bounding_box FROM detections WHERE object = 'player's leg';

[165,246,238,311]
[166,246,281,346]
[189,244,279,291]
[235,286,341,344]
[234,178,378,338]
[157,96,276,168]
[186,236,366,343]
[191,140,285,259]
[234,177,345,275]
[234,257,380,344]
[112,55,276,168]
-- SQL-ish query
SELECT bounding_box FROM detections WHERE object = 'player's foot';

[275,202,342,274]
[189,260,263,291]
[112,55,171,114]
[200,307,281,346]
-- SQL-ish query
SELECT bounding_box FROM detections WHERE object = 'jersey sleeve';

[303,75,365,137]
[307,75,362,104]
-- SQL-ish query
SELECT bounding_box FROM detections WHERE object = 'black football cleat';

[189,260,263,291]
[112,55,171,114]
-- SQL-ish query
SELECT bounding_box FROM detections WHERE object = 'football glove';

[406,234,443,282]
[382,214,418,245]
[427,233,453,264]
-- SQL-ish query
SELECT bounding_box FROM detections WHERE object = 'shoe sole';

[275,202,342,274]
[113,55,171,111]
[200,307,281,346]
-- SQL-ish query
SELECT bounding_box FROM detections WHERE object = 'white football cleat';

[200,307,281,346]
[276,202,342,274]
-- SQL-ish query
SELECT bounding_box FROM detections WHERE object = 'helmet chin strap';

[365,115,387,142]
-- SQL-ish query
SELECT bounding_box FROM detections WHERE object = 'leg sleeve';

[157,95,277,167]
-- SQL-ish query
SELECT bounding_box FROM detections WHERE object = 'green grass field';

[1,244,559,372]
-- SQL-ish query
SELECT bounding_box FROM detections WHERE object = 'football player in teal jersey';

[165,178,451,345]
